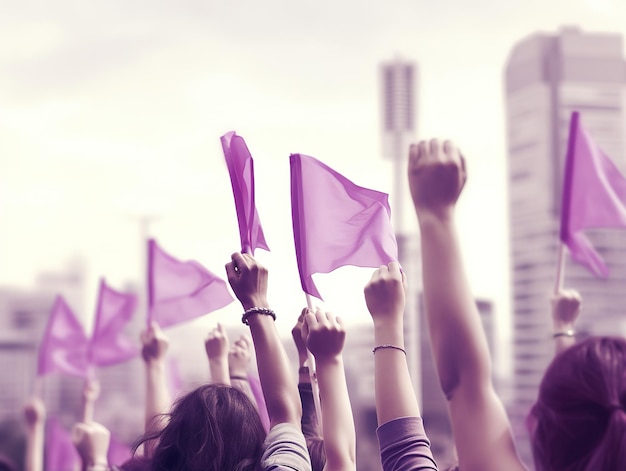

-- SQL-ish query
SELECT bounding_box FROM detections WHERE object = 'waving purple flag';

[148,239,234,328]
[290,154,398,299]
[89,279,138,367]
[45,418,79,471]
[560,111,626,277]
[38,296,89,378]
[221,131,270,254]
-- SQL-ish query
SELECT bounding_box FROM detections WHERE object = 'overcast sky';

[1,0,625,368]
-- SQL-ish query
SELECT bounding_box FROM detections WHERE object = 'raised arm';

[408,140,525,471]
[301,308,356,471]
[23,397,46,471]
[292,310,322,440]
[551,289,581,355]
[140,322,171,458]
[364,263,437,471]
[228,334,256,404]
[71,422,110,471]
[225,252,301,427]
[205,323,231,385]
[225,252,311,470]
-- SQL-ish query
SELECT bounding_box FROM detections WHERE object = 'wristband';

[242,307,276,325]
[373,344,407,355]
[553,329,576,339]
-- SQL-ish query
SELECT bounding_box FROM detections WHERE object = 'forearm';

[552,319,576,354]
[25,424,44,471]
[145,361,171,430]
[209,358,231,385]
[316,356,356,470]
[231,377,255,405]
[373,323,420,426]
[248,314,301,427]
[419,216,492,396]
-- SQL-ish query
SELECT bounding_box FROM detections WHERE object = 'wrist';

[240,297,269,311]
[552,321,575,330]
[229,368,247,378]
[146,359,166,372]
[314,354,343,367]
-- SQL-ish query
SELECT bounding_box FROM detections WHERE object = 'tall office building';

[505,26,626,461]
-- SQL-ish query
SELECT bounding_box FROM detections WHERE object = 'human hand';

[364,262,406,327]
[71,422,110,467]
[140,322,169,364]
[408,139,466,222]
[301,308,346,361]
[228,335,252,378]
[551,289,582,329]
[23,397,46,428]
[291,309,308,366]
[225,252,269,311]
[83,379,101,403]
[205,323,230,361]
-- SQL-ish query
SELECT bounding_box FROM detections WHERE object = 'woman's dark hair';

[134,384,266,471]
[529,336,626,470]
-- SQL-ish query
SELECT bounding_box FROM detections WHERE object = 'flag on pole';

[89,279,138,367]
[147,239,234,328]
[37,296,89,378]
[290,153,398,299]
[559,111,626,277]
[45,418,79,471]
[221,131,270,254]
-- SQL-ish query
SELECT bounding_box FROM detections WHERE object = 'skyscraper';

[379,59,422,402]
[505,26,626,460]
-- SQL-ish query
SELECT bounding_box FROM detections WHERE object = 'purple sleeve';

[377,416,438,471]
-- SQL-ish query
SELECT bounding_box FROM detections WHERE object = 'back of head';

[530,336,626,471]
[0,455,15,471]
[139,384,266,471]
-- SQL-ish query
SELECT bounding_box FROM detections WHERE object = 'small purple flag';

[559,111,626,277]
[45,418,79,471]
[147,239,234,328]
[290,154,398,299]
[89,279,138,367]
[38,296,89,378]
[221,131,270,254]
[108,434,132,466]
[248,373,270,432]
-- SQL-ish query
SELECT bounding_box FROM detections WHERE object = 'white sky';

[1,0,625,362]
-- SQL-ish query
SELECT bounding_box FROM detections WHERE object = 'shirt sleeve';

[377,416,439,471]
[260,422,312,471]
[298,383,321,439]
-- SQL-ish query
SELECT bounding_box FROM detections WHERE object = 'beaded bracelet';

[372,344,407,355]
[552,329,576,339]
[242,307,276,325]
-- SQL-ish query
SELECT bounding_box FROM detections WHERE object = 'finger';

[231,252,248,273]
[301,314,312,340]
[408,143,420,170]
[335,314,344,326]
[418,140,428,162]
[429,138,442,159]
[442,140,458,164]
[388,261,402,277]
[460,153,468,184]
[225,261,238,281]
[315,307,326,324]
[217,323,226,336]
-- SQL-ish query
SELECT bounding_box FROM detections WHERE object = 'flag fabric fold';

[148,239,234,328]
[89,279,138,367]
[221,131,270,254]
[37,296,90,379]
[559,111,626,277]
[290,153,398,299]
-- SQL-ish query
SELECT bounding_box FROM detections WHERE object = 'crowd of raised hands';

[21,139,626,471]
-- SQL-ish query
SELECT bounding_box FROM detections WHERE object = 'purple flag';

[290,154,398,299]
[248,373,270,432]
[559,111,626,277]
[38,296,89,378]
[45,418,79,471]
[148,239,234,328]
[89,279,138,367]
[108,434,132,466]
[221,131,270,254]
